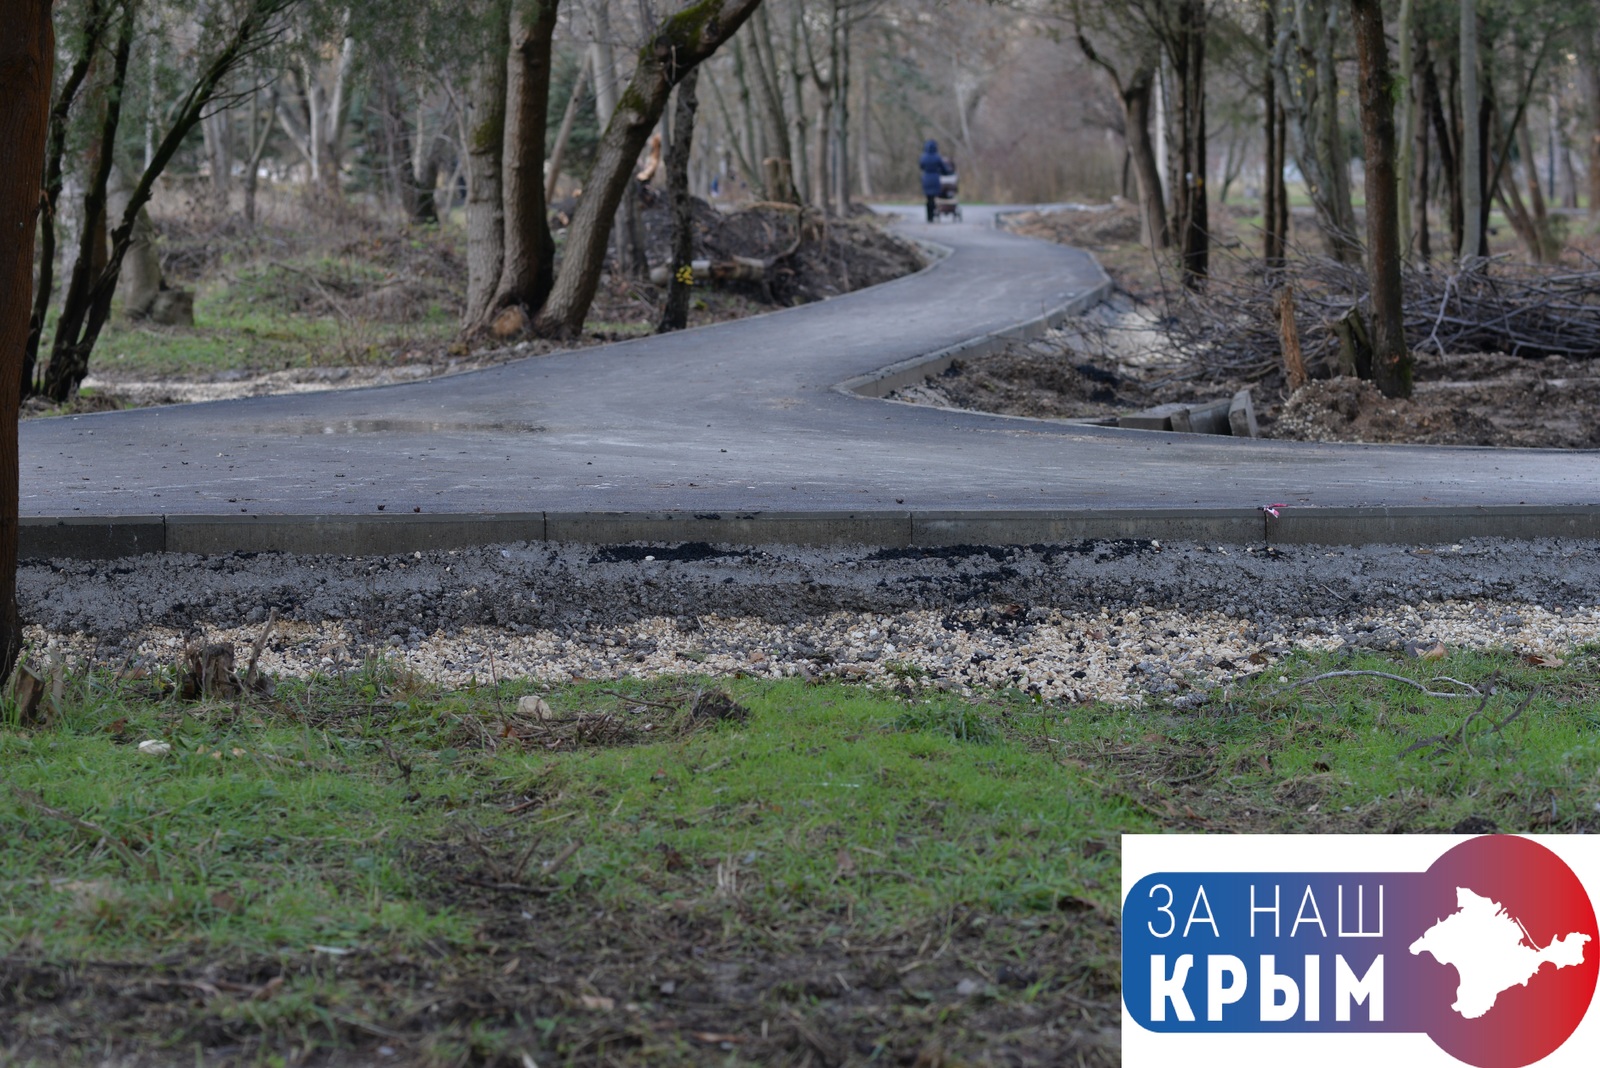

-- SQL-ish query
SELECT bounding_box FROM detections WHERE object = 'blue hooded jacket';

[920,140,952,197]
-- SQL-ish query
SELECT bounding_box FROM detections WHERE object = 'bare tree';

[658,67,700,333]
[1461,0,1482,260]
[40,0,299,401]
[534,0,767,338]
[1350,0,1411,397]
[480,0,562,334]
[1073,14,1168,249]
[464,0,511,328]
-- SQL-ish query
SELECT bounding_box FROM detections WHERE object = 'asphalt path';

[21,205,1600,553]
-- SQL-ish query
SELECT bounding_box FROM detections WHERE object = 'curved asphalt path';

[21,206,1600,557]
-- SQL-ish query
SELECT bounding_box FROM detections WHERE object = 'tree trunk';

[588,0,645,279]
[1272,0,1359,263]
[787,5,810,202]
[533,0,766,338]
[1073,25,1167,250]
[1174,0,1207,284]
[1460,0,1482,261]
[1350,0,1411,399]
[43,3,135,400]
[545,52,590,203]
[23,0,109,397]
[658,68,699,334]
[1515,113,1555,261]
[1124,65,1170,250]
[1,0,53,679]
[1396,0,1414,255]
[43,0,287,401]
[744,8,794,201]
[1263,1,1286,267]
[243,86,277,228]
[832,8,851,213]
[201,106,233,214]
[484,0,560,331]
[1421,40,1463,256]
[1412,41,1431,262]
[463,0,511,330]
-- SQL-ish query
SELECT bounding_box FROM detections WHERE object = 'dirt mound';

[1004,202,1144,247]
[1274,364,1600,448]
[902,343,1134,421]
[636,195,925,305]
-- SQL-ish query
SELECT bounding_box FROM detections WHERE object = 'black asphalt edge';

[833,273,1115,400]
[23,505,1600,559]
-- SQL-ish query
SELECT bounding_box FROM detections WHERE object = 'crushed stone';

[20,538,1600,706]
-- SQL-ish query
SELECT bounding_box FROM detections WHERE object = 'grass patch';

[4,644,1597,1064]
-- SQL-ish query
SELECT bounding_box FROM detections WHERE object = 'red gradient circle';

[1417,837,1598,1067]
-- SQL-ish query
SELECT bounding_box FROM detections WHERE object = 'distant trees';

[27,0,302,403]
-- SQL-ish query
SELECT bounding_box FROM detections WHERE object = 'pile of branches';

[1157,246,1600,384]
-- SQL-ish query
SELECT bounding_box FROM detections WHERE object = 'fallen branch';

[1270,670,1480,699]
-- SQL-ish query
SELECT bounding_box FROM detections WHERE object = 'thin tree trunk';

[1263,0,1285,266]
[1073,26,1167,249]
[745,7,794,201]
[658,67,699,334]
[243,86,277,227]
[1350,0,1411,398]
[787,5,810,202]
[545,53,590,203]
[24,0,108,396]
[1516,113,1554,261]
[1175,0,1207,284]
[1397,0,1414,254]
[45,0,293,400]
[1422,41,1462,256]
[1,0,54,679]
[1460,0,1482,261]
[1413,39,1431,262]
[534,0,765,338]
[45,3,135,399]
[1125,66,1169,249]
[463,0,511,329]
[485,0,560,329]
[201,106,233,214]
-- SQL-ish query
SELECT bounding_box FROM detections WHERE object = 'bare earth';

[893,204,1600,449]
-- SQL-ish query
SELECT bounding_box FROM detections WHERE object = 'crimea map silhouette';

[1409,887,1591,1019]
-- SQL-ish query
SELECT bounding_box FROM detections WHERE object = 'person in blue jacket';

[919,139,953,222]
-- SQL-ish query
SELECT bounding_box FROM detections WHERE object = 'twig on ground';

[244,608,277,690]
[1269,670,1480,699]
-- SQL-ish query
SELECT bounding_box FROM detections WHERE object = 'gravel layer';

[21,538,1600,706]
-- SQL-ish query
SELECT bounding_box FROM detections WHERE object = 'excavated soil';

[913,205,1600,449]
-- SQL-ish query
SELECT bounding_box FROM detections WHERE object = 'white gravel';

[27,596,1599,707]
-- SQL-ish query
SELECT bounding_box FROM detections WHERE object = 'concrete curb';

[24,505,1600,559]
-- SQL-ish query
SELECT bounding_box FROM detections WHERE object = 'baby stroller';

[934,172,962,222]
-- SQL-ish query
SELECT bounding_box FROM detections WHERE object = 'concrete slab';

[21,516,165,560]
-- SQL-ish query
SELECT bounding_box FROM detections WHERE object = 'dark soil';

[635,191,926,307]
[898,204,1600,449]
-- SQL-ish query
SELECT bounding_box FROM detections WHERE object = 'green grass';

[3,644,1597,1063]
